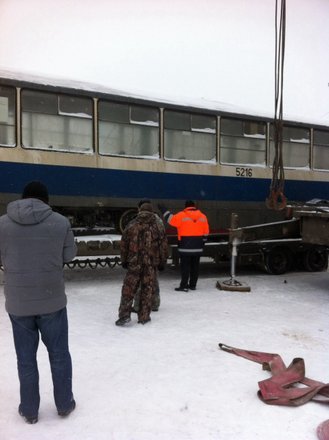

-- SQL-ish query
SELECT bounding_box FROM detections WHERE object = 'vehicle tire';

[119,209,138,233]
[303,248,328,272]
[264,247,293,275]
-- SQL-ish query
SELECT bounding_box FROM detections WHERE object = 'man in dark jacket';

[116,201,168,326]
[0,181,77,424]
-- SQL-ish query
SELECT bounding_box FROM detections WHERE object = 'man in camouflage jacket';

[116,201,168,326]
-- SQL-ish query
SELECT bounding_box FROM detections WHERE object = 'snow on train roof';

[0,67,271,119]
[0,67,327,127]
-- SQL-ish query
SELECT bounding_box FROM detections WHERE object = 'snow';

[75,234,122,244]
[0,262,328,440]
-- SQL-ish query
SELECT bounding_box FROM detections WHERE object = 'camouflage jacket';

[120,210,168,269]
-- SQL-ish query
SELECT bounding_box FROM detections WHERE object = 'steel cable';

[266,0,287,210]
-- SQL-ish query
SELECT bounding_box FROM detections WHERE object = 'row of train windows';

[1,85,329,169]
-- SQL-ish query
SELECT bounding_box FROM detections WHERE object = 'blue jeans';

[9,307,73,418]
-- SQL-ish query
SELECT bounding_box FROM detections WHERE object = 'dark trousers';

[9,307,73,418]
[179,254,201,289]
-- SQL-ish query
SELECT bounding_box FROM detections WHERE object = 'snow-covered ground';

[0,262,328,440]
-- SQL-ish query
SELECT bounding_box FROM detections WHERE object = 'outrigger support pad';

[216,278,250,292]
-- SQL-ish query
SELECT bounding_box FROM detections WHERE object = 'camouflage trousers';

[119,265,157,322]
[133,277,160,312]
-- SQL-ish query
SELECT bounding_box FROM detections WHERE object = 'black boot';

[115,316,131,326]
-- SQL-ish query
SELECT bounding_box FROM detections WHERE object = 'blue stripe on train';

[0,161,328,202]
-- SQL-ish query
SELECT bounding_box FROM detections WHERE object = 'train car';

[0,70,328,233]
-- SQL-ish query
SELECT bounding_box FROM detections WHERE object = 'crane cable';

[266,0,287,210]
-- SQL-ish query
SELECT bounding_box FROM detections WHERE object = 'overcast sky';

[0,0,328,124]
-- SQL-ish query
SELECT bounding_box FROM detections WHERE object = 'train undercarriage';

[54,205,139,234]
[69,210,328,275]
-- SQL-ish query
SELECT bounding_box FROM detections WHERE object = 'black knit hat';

[22,181,49,203]
[185,200,195,208]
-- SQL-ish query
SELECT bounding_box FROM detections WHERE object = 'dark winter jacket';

[0,198,77,316]
[120,209,168,270]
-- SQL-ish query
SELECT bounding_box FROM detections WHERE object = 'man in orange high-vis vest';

[159,200,209,292]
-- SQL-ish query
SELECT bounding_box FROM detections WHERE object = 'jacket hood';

[7,198,53,225]
[184,207,203,221]
[137,210,155,222]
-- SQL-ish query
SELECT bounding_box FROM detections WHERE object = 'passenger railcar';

[0,70,328,232]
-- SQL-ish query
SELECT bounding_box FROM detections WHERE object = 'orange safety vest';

[168,207,209,241]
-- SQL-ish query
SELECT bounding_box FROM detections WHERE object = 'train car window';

[98,100,160,158]
[0,86,16,147]
[164,110,216,162]
[164,111,190,131]
[58,96,92,118]
[313,129,329,170]
[220,118,266,165]
[22,90,57,115]
[269,124,310,168]
[99,102,129,124]
[191,114,216,133]
[130,106,158,126]
[21,89,93,153]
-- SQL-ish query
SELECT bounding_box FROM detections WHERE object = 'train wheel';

[119,209,138,233]
[303,248,328,272]
[264,247,293,275]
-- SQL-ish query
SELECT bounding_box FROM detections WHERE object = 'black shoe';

[152,308,159,312]
[115,317,131,326]
[175,287,188,292]
[19,407,38,424]
[58,400,76,417]
[188,286,196,290]
[138,317,151,324]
